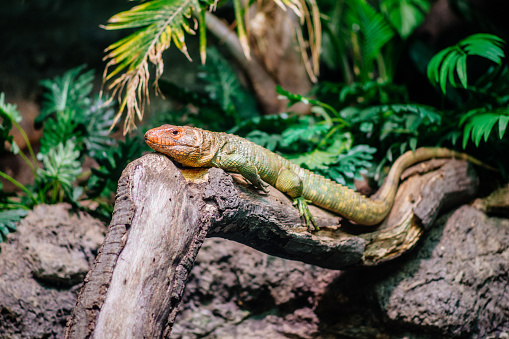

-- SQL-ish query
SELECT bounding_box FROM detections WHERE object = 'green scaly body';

[145,125,482,226]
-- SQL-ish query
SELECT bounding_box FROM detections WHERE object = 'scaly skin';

[145,125,485,229]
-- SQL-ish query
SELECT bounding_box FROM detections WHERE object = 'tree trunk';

[65,153,479,337]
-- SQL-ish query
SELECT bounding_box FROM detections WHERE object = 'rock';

[474,184,509,217]
[171,204,509,338]
[2,193,507,338]
[372,205,509,338]
[171,238,340,339]
[0,204,105,338]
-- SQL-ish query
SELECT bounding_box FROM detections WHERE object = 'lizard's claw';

[249,179,270,194]
[259,181,270,194]
[293,196,318,232]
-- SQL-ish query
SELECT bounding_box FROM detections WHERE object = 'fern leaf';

[38,65,94,123]
[37,140,83,198]
[83,96,118,158]
[103,0,200,133]
[288,148,338,170]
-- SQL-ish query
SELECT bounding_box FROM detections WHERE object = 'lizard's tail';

[375,147,493,210]
[298,147,492,226]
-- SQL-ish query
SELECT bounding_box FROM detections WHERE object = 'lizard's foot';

[246,178,270,194]
[258,180,270,194]
[293,196,318,232]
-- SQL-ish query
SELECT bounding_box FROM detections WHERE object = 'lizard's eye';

[170,129,182,138]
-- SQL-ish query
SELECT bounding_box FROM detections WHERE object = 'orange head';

[144,125,216,167]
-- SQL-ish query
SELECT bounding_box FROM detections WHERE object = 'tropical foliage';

[2,0,509,242]
[102,0,321,133]
[0,66,146,241]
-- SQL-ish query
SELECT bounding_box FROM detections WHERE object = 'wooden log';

[65,153,479,337]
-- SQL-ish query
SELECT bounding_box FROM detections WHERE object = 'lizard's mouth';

[144,129,178,147]
[144,130,200,151]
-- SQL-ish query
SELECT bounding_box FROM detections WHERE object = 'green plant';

[101,0,320,133]
[87,136,145,219]
[0,209,27,243]
[274,86,443,184]
[0,66,146,241]
[0,93,38,207]
[380,0,429,39]
[427,34,505,94]
[427,33,509,149]
[321,0,429,84]
[35,140,83,204]
[152,47,258,132]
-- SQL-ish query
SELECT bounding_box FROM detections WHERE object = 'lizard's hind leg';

[276,168,318,231]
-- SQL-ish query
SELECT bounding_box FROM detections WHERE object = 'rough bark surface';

[63,153,482,337]
[65,154,214,338]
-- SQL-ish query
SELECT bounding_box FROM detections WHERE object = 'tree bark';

[65,153,479,338]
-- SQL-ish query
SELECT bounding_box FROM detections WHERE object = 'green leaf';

[289,148,338,170]
[103,0,201,132]
[0,93,21,153]
[38,111,82,155]
[87,136,144,200]
[427,33,506,94]
[0,93,22,123]
[345,0,395,80]
[427,48,449,86]
[0,209,28,243]
[456,53,468,88]
[460,33,505,64]
[38,65,94,123]
[281,119,331,146]
[499,115,509,139]
[245,130,284,152]
[322,144,377,187]
[83,96,118,158]
[409,137,417,151]
[381,0,430,39]
[38,66,98,155]
[36,140,83,202]
[199,47,258,121]
[461,110,509,148]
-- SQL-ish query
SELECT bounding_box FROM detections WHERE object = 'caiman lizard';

[145,124,487,231]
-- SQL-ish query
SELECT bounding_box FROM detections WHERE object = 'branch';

[65,154,478,337]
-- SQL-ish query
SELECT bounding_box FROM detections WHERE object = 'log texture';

[65,153,479,337]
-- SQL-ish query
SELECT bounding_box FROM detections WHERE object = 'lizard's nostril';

[144,130,155,142]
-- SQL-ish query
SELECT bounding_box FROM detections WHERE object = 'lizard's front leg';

[275,168,318,231]
[214,154,270,193]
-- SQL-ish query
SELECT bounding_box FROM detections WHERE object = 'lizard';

[145,124,488,231]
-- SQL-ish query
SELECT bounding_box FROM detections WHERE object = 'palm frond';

[461,109,509,148]
[345,0,394,80]
[380,0,430,39]
[427,33,506,94]
[102,0,200,133]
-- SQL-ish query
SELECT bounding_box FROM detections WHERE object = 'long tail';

[375,147,487,206]
[299,147,488,225]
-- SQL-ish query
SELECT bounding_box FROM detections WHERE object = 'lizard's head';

[145,125,215,167]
